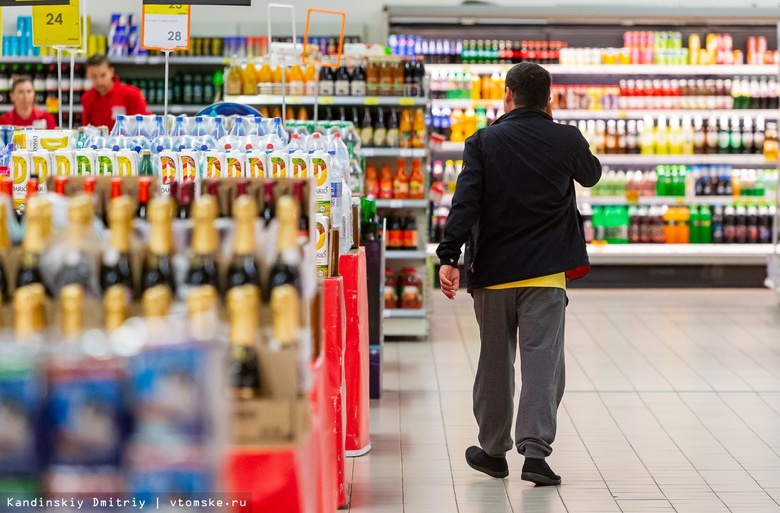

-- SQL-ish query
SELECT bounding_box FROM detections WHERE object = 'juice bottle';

[393,159,409,199]
[379,162,394,199]
[450,108,464,143]
[273,66,284,95]
[304,64,318,96]
[242,62,257,96]
[409,159,425,199]
[226,60,243,96]
[470,74,482,100]
[412,108,426,148]
[366,59,380,96]
[288,64,304,95]
[463,107,477,138]
[365,162,380,197]
[399,109,413,148]
[257,62,273,94]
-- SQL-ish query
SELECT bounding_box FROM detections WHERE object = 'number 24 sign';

[142,4,191,51]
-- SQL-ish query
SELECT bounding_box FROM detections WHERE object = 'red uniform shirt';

[81,76,150,129]
[0,108,56,129]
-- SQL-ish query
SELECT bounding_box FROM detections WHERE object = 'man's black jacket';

[436,107,602,291]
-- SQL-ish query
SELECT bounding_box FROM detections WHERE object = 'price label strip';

[32,0,81,47]
[142,4,191,51]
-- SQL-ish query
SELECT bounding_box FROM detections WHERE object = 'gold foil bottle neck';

[148,197,173,255]
[61,284,84,338]
[104,285,128,333]
[108,196,133,253]
[67,195,94,227]
[14,283,45,340]
[275,195,300,253]
[232,195,257,255]
[186,285,219,315]
[0,204,9,250]
[226,285,259,347]
[142,285,172,318]
[23,197,49,254]
[191,196,219,255]
[270,284,300,346]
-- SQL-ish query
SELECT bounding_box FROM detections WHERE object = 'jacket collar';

[492,107,552,126]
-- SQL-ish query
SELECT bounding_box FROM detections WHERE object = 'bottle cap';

[186,285,219,315]
[104,285,129,333]
[61,284,84,337]
[14,283,45,339]
[271,284,300,346]
[142,285,172,318]
[232,193,257,219]
[227,285,259,347]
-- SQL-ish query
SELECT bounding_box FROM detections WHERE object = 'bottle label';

[404,229,419,249]
[319,82,335,96]
[289,81,304,96]
[360,128,373,146]
[331,180,343,199]
[335,80,350,97]
[305,82,318,96]
[270,156,287,179]
[388,229,403,248]
[386,128,400,147]
[246,156,265,179]
[373,128,387,147]
[718,132,731,149]
[351,81,366,96]
[224,156,243,179]
[291,157,308,179]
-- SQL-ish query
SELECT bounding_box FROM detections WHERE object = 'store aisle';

[348,290,780,513]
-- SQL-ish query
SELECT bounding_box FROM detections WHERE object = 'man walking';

[436,62,601,485]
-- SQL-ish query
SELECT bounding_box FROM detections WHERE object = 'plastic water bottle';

[307,132,327,154]
[128,115,150,151]
[212,116,227,142]
[108,115,130,149]
[241,115,266,152]
[219,116,247,151]
[287,132,304,154]
[193,116,217,150]
[271,117,289,146]
[329,147,343,231]
[170,115,188,150]
[151,116,174,154]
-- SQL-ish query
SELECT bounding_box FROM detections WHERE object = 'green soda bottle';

[139,150,154,177]
[689,205,701,244]
[699,205,713,243]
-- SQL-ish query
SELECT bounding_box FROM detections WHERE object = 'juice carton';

[12,150,31,212]
[310,150,332,216]
[289,150,308,179]
[31,150,51,192]
[245,149,267,179]
[203,151,224,180]
[315,214,330,278]
[115,149,138,177]
[96,149,117,176]
[13,129,72,152]
[268,147,289,179]
[224,150,245,178]
[75,149,95,176]
[158,151,179,194]
[54,149,75,176]
[179,149,201,197]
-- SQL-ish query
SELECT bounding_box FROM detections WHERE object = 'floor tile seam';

[634,392,732,512]
[757,394,780,417]
[711,391,780,470]
[633,314,751,392]
[674,391,776,507]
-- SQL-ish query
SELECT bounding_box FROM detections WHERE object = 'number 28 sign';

[142,4,191,51]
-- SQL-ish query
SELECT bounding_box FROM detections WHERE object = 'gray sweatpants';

[472,287,567,459]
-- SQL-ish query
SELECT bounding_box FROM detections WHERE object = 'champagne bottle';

[264,196,302,304]
[185,195,220,291]
[16,197,51,296]
[60,283,84,341]
[101,196,135,297]
[141,197,176,295]
[0,202,9,302]
[104,285,128,333]
[261,181,275,226]
[270,282,300,347]
[142,284,171,318]
[186,285,219,342]
[54,195,95,295]
[14,283,45,342]
[227,285,261,399]
[226,195,260,293]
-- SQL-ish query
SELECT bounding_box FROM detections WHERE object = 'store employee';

[0,75,57,129]
[82,54,150,129]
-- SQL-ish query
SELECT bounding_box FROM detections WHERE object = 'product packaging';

[115,149,138,177]
[268,147,289,179]
[245,150,267,179]
[202,151,224,180]
[31,151,50,191]
[13,129,72,152]
[224,150,244,179]
[310,151,332,217]
[74,149,95,176]
[289,150,308,179]
[315,214,330,278]
[96,149,117,176]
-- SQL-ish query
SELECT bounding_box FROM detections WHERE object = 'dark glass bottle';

[293,181,309,245]
[100,196,135,298]
[16,196,52,296]
[137,177,152,220]
[141,197,176,295]
[226,195,261,293]
[178,181,194,220]
[185,195,220,291]
[263,196,302,304]
[262,181,275,226]
[227,285,261,399]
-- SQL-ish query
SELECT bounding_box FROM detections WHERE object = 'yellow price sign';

[318,96,334,105]
[364,97,380,106]
[144,3,188,15]
[32,0,81,48]
[399,97,415,106]
[142,3,190,51]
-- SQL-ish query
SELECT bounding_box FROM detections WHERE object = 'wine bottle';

[142,284,171,318]
[178,181,194,220]
[270,282,300,348]
[227,285,261,399]
[141,197,176,295]
[185,195,220,292]
[101,196,135,297]
[261,181,275,226]
[226,195,260,293]
[137,177,152,220]
[264,195,302,304]
[14,282,45,342]
[16,197,52,296]
[293,181,309,246]
[60,283,84,341]
[54,195,95,295]
[186,285,219,342]
[104,285,128,333]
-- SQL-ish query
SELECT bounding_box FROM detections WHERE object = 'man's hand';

[439,265,460,300]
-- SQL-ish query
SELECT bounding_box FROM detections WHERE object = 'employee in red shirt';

[0,75,57,129]
[82,54,150,129]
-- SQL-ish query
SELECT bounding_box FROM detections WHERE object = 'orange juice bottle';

[491,73,503,99]
[399,109,413,148]
[257,62,273,94]
[394,159,409,199]
[379,162,394,199]
[481,75,491,100]
[242,62,257,95]
[365,162,379,197]
[470,74,482,100]
[260,107,270,118]
[304,64,317,96]
[463,107,477,138]
[226,60,243,96]
[450,108,464,142]
[272,65,284,95]
[297,107,309,121]
[412,108,426,148]
[409,159,425,199]
[288,64,304,95]
[272,106,282,119]
[286,106,295,121]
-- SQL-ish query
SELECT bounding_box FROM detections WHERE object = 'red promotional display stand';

[323,276,348,508]
[339,249,371,456]
[310,350,338,513]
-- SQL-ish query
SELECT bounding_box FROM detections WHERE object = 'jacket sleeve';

[436,134,484,267]
[571,130,602,188]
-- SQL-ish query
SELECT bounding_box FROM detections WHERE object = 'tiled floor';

[347,289,780,513]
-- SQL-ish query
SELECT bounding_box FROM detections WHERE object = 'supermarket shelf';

[224,95,428,106]
[430,99,505,109]
[426,64,778,76]
[435,141,467,153]
[587,243,773,265]
[0,55,228,65]
[362,148,428,158]
[383,308,427,319]
[555,109,778,120]
[386,250,428,260]
[0,105,83,113]
[580,196,775,206]
[425,242,773,265]
[375,199,429,209]
[149,104,213,114]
